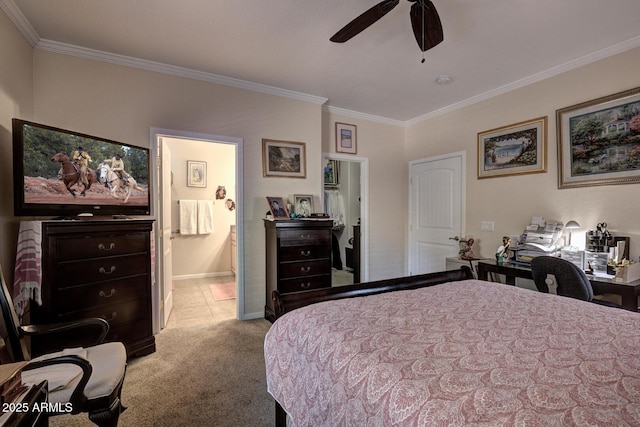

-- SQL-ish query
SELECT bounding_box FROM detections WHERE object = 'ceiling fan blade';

[410,1,444,52]
[330,0,400,43]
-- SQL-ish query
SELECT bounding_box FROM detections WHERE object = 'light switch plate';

[481,221,495,231]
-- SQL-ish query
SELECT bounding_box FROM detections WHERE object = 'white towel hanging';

[179,200,198,235]
[198,200,214,234]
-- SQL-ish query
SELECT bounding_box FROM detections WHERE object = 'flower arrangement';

[608,258,640,282]
[607,257,634,269]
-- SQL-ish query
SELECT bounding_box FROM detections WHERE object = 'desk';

[477,260,640,312]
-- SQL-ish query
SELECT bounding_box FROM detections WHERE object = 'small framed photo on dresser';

[266,196,289,219]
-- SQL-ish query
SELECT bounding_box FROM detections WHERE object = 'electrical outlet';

[481,221,495,232]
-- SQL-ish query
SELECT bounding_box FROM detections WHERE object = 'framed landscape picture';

[557,86,640,189]
[336,122,357,154]
[477,117,547,179]
[262,139,306,178]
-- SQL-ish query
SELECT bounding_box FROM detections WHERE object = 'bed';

[264,267,640,426]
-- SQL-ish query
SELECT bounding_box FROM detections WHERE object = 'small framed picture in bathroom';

[187,161,206,187]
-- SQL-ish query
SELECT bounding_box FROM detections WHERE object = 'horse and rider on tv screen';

[22,123,149,206]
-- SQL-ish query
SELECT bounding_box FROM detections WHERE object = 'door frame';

[159,138,173,328]
[407,151,466,275]
[322,152,369,282]
[150,128,245,333]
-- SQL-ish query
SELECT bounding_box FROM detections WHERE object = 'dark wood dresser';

[29,219,155,358]
[264,219,333,322]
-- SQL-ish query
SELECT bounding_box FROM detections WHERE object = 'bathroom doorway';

[151,128,244,333]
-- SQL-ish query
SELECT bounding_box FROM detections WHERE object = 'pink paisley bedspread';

[264,279,640,426]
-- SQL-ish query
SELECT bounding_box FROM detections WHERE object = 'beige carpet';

[50,319,274,427]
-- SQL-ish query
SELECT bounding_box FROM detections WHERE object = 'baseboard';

[173,271,234,281]
[242,311,264,321]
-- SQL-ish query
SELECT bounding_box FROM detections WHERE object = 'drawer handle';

[300,234,312,240]
[101,312,118,322]
[99,289,116,298]
[300,250,311,256]
[300,282,311,289]
[98,242,116,251]
[99,266,117,275]
[300,266,311,273]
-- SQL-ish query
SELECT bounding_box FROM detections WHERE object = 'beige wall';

[19,47,326,319]
[0,11,33,277]
[3,10,639,319]
[0,17,407,317]
[322,112,407,280]
[165,137,236,278]
[406,47,640,260]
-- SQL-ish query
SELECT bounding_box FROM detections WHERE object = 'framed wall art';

[324,159,339,186]
[262,139,306,178]
[336,122,357,154]
[557,86,640,189]
[187,160,206,187]
[477,117,547,179]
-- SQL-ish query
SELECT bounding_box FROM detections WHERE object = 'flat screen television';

[13,118,151,217]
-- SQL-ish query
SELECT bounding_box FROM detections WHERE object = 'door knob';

[448,236,460,241]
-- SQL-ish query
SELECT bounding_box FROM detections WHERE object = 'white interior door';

[160,140,173,327]
[408,152,465,274]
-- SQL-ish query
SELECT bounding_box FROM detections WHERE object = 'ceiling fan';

[330,0,443,54]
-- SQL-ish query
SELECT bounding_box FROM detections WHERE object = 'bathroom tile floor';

[165,275,236,329]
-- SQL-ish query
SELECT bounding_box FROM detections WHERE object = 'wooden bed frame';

[270,266,474,426]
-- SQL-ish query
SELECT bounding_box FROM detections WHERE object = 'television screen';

[13,119,151,217]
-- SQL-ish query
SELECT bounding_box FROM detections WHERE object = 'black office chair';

[530,256,621,308]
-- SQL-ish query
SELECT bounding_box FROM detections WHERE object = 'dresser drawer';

[279,229,330,246]
[280,259,330,279]
[54,297,149,327]
[31,297,150,357]
[56,254,149,288]
[279,274,331,293]
[53,275,149,313]
[55,233,148,261]
[280,245,330,262]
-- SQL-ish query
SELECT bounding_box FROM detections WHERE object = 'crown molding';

[35,39,329,106]
[322,105,405,127]
[0,0,38,45]
[4,0,640,127]
[407,35,640,126]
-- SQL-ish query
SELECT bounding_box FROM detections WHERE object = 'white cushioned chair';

[0,265,127,427]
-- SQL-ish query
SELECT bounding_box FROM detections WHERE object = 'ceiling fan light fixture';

[330,0,443,53]
[435,74,452,85]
